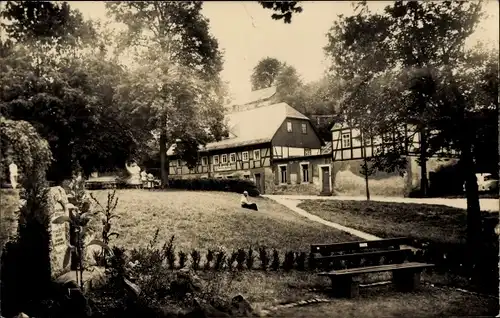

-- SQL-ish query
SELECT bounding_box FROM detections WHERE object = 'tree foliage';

[325,0,495,263]
[106,2,227,186]
[250,57,284,90]
[258,1,303,24]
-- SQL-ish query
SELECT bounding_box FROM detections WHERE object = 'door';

[254,173,262,193]
[321,167,330,194]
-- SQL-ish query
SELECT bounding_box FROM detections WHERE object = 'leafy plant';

[205,249,214,270]
[163,235,176,270]
[259,246,269,270]
[283,251,295,271]
[296,252,307,271]
[89,190,120,267]
[308,252,316,270]
[246,248,255,270]
[236,249,246,271]
[228,251,238,271]
[52,208,111,289]
[214,250,226,271]
[178,251,187,269]
[271,249,280,271]
[191,249,201,270]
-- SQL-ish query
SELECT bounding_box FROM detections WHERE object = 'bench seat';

[318,261,433,277]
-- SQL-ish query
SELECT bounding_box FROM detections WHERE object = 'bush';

[258,247,269,270]
[168,177,260,196]
[271,249,280,271]
[205,249,214,270]
[246,248,255,270]
[191,250,201,270]
[236,249,246,271]
[296,252,307,271]
[283,251,295,271]
[214,250,226,270]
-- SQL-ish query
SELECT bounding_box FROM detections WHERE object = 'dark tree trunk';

[159,132,169,188]
[462,146,482,258]
[419,127,428,197]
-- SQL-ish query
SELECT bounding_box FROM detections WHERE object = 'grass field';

[296,199,498,245]
[89,190,356,252]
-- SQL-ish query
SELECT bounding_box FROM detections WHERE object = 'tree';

[251,57,284,90]
[1,1,137,181]
[107,2,226,187]
[259,1,303,23]
[325,1,492,271]
[0,117,53,317]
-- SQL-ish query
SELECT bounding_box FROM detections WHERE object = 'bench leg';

[393,269,421,292]
[330,276,359,298]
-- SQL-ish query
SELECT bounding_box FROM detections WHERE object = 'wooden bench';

[311,237,434,298]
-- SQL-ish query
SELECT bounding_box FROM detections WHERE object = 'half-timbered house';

[167,87,324,194]
[330,121,459,196]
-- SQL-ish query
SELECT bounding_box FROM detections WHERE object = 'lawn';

[296,199,498,245]
[89,190,357,253]
[274,285,499,317]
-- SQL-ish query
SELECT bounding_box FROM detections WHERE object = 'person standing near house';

[9,162,18,189]
[240,191,258,211]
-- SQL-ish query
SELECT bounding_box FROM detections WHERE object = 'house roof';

[167,102,309,154]
[231,86,277,106]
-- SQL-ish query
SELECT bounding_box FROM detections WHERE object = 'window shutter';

[274,167,279,185]
[287,163,291,184]
[309,163,314,183]
[297,163,301,184]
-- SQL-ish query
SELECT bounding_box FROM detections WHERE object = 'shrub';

[163,235,176,270]
[191,250,201,270]
[296,252,307,271]
[259,247,269,270]
[308,252,316,270]
[214,250,226,271]
[236,249,246,271]
[271,249,280,271]
[283,251,295,271]
[246,248,255,270]
[205,249,214,270]
[168,177,260,196]
[228,251,238,270]
[178,251,187,269]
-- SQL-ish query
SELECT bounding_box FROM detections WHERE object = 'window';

[301,163,309,183]
[304,148,311,156]
[230,153,236,163]
[287,121,293,132]
[242,151,249,162]
[253,150,260,160]
[201,157,208,166]
[221,154,228,164]
[342,133,351,148]
[301,123,307,134]
[213,155,219,165]
[279,165,287,183]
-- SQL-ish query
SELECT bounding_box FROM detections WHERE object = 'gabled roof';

[168,102,309,154]
[231,86,277,106]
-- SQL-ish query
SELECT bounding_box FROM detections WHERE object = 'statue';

[9,162,18,189]
[125,161,142,188]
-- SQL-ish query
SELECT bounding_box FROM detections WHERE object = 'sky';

[67,1,500,100]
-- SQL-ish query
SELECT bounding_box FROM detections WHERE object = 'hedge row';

[167,178,260,196]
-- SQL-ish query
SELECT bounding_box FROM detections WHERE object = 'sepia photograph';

[0,1,499,317]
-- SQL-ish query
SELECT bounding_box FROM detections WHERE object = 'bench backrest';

[310,238,412,270]
[311,237,409,256]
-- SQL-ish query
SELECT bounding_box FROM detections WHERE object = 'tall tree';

[325,1,491,272]
[107,2,226,187]
[250,57,284,90]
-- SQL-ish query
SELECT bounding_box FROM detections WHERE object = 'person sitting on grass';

[240,191,258,211]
